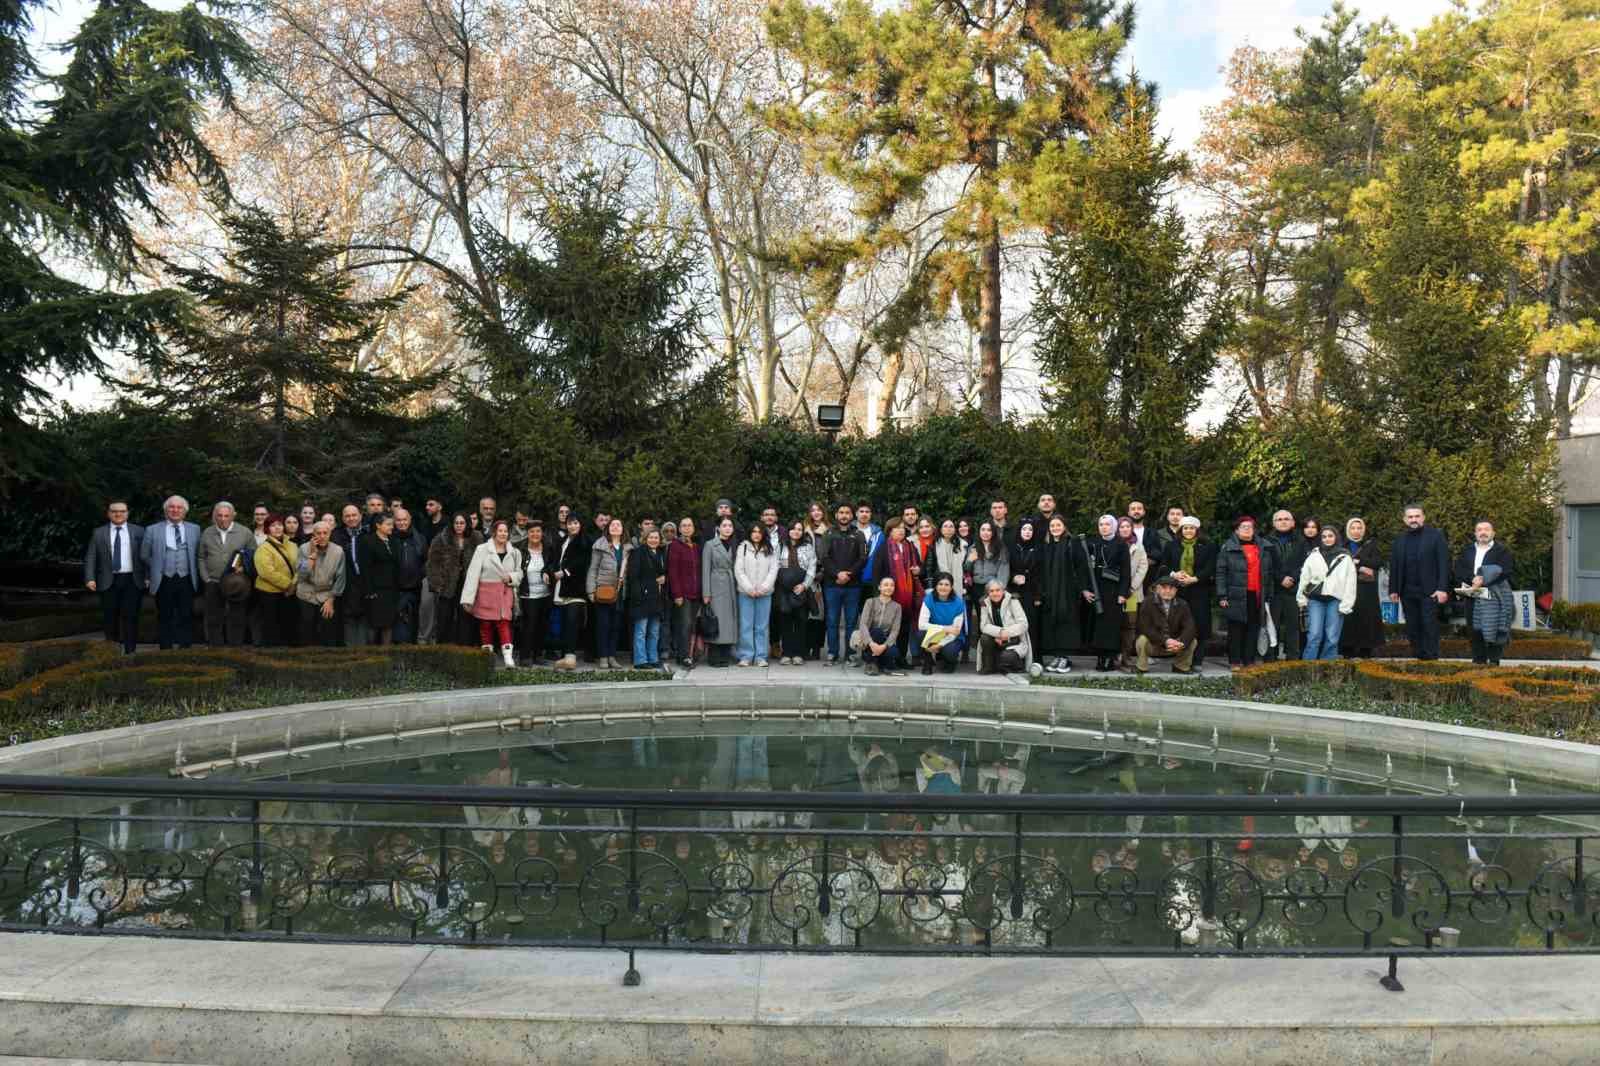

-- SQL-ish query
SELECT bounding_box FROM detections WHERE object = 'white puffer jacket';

[1297,548,1358,614]
[733,540,779,597]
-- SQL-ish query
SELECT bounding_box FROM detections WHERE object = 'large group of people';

[82,491,1517,673]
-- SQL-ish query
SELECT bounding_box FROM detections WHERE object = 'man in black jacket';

[818,503,867,663]
[391,508,429,643]
[1264,509,1306,660]
[1388,503,1452,660]
[332,503,369,645]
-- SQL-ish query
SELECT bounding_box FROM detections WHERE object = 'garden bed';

[1034,658,1600,744]
[0,641,666,746]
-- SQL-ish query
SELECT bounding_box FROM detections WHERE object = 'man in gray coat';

[82,500,145,653]
[196,500,255,646]
[140,495,202,649]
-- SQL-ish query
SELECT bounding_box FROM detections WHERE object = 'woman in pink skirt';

[461,519,523,667]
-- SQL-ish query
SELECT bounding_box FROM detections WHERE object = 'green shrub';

[1550,601,1600,635]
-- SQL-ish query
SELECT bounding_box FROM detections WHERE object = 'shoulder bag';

[220,551,252,603]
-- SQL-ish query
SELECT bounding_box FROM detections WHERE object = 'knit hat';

[1233,514,1256,528]
[1179,516,1202,529]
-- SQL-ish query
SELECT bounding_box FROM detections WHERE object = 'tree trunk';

[877,345,905,427]
[273,297,287,470]
[978,215,1002,422]
[977,18,1002,424]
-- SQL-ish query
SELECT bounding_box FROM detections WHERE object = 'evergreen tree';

[130,207,430,470]
[763,0,1131,422]
[451,169,740,514]
[0,0,253,484]
[1032,86,1233,507]
[1346,138,1531,458]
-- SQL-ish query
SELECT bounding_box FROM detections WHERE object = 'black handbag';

[699,605,719,640]
[777,566,808,611]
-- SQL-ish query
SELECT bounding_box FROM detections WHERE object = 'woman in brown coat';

[426,512,481,646]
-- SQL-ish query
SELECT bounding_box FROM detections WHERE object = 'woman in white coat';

[733,523,779,667]
[1297,523,1357,660]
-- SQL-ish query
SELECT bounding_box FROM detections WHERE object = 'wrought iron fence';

[0,775,1595,989]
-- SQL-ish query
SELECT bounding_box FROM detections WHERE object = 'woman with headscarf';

[1297,523,1357,660]
[1082,514,1131,671]
[870,517,925,665]
[1036,513,1089,674]
[1338,516,1386,659]
[1009,517,1043,648]
[1117,515,1150,673]
[1161,516,1218,667]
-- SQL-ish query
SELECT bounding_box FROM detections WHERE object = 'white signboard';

[1512,590,1537,630]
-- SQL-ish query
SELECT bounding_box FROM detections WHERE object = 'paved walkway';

[0,934,1594,1065]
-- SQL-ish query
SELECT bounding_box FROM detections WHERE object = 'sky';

[29,0,1460,413]
[1125,0,1456,153]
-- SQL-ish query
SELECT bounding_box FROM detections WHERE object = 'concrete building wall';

[1555,432,1600,602]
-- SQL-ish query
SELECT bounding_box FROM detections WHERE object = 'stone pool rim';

[0,678,1595,789]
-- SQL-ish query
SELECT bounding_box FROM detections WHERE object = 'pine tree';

[1346,136,1531,459]
[451,169,739,511]
[763,0,1131,422]
[1032,86,1233,507]
[130,207,429,470]
[0,0,253,483]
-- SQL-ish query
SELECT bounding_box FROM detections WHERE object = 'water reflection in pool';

[4,725,1593,953]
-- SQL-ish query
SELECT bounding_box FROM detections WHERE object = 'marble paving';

[1,934,1598,1065]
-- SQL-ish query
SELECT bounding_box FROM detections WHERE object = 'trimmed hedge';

[0,640,102,688]
[1551,601,1600,635]
[1374,636,1591,661]
[0,643,495,719]
[1232,658,1600,735]
[0,608,165,644]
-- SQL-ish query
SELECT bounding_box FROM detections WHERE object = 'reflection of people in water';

[464,749,520,846]
[849,740,900,792]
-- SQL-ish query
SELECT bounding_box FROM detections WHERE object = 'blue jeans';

[1303,599,1345,661]
[632,613,660,665]
[736,592,772,662]
[823,584,861,659]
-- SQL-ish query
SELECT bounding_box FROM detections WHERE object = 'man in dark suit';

[139,495,202,650]
[82,500,145,654]
[1388,503,1452,660]
[332,503,369,645]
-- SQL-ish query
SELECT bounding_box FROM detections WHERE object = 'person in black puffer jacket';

[625,528,669,669]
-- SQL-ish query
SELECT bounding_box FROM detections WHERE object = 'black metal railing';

[0,774,1595,989]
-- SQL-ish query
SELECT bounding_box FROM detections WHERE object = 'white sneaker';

[500,645,516,668]
[736,660,752,667]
